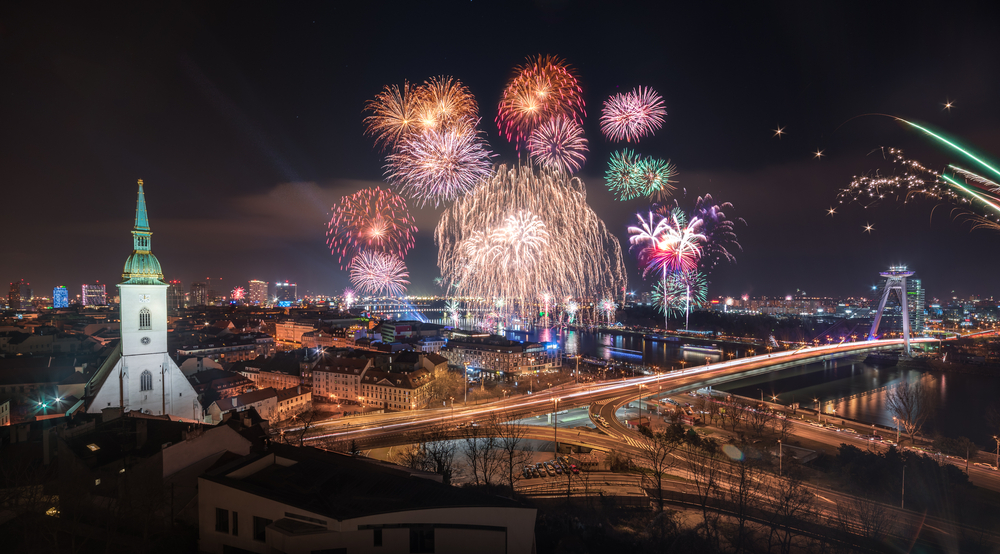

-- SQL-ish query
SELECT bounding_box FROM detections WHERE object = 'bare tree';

[769,413,795,441]
[744,404,773,438]
[720,401,744,432]
[885,380,936,444]
[394,426,459,484]
[762,472,815,554]
[635,424,684,512]
[718,454,765,554]
[462,424,500,488]
[700,395,720,426]
[491,411,533,494]
[986,402,1000,438]
[836,494,897,543]
[685,439,723,549]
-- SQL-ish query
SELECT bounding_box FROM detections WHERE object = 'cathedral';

[85,180,200,420]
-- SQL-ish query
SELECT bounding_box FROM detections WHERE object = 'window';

[253,516,272,542]
[373,528,382,546]
[232,511,239,536]
[216,508,229,533]
[139,307,151,330]
[140,370,153,392]
[410,526,434,553]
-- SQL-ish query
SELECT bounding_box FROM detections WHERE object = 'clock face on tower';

[140,337,151,345]
[138,294,150,303]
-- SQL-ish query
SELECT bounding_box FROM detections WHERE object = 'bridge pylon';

[867,266,914,356]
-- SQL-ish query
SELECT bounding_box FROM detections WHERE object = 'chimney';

[297,385,301,395]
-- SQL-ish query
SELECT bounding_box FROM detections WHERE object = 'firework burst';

[630,157,676,201]
[600,86,667,142]
[416,75,479,131]
[348,251,410,297]
[683,195,744,273]
[496,55,586,148]
[326,186,418,268]
[363,82,423,152]
[343,288,356,309]
[605,149,640,199]
[839,147,1000,232]
[437,164,627,312]
[528,116,588,173]
[231,287,245,301]
[386,118,494,206]
[598,298,617,324]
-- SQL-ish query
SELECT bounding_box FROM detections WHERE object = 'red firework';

[496,55,586,148]
[326,187,418,269]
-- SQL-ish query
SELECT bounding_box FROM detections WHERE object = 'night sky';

[4,1,1000,301]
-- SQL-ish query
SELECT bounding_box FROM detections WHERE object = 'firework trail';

[445,298,461,323]
[343,288,356,309]
[565,300,579,324]
[839,147,1000,231]
[496,55,586,148]
[348,251,410,297]
[660,270,707,330]
[386,118,494,206]
[436,164,627,316]
[326,186,418,268]
[600,86,667,142]
[528,116,588,173]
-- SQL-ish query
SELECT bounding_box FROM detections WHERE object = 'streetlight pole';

[449,397,454,421]
[995,435,999,468]
[757,389,764,404]
[894,417,900,444]
[901,465,906,510]
[778,439,782,476]
[553,398,560,460]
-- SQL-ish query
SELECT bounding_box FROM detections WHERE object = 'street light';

[449,396,454,421]
[814,398,821,423]
[553,398,561,460]
[893,416,901,444]
[638,383,646,426]
[994,435,999,468]
[757,389,764,404]
[778,439,782,476]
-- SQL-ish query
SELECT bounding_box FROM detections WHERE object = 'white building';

[198,444,536,554]
[85,180,200,420]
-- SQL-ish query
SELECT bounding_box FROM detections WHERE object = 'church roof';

[122,179,165,285]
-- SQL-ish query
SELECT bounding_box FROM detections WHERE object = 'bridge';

[296,337,933,447]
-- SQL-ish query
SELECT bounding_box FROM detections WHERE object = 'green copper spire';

[122,179,164,284]
[134,178,150,231]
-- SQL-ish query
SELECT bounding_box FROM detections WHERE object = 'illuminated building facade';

[53,286,69,308]
[82,283,107,306]
[249,279,268,305]
[908,278,926,334]
[8,279,31,310]
[190,282,207,306]
[274,281,297,306]
[167,279,184,314]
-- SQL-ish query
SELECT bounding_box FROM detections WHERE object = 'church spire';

[122,179,164,284]
[134,179,150,232]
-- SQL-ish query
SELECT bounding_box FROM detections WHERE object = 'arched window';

[140,370,153,391]
[139,308,151,330]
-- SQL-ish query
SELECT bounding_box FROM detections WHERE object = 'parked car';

[544,463,557,476]
[570,464,580,474]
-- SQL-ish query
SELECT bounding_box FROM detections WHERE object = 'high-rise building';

[8,279,30,310]
[82,283,107,306]
[907,277,926,334]
[249,279,268,305]
[86,179,199,419]
[167,279,184,314]
[53,286,69,308]
[274,281,297,306]
[190,282,207,306]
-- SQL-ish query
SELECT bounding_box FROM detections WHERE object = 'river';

[432,319,998,447]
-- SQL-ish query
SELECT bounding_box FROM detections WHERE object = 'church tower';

[86,180,199,420]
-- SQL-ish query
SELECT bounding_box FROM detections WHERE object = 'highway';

[294,338,933,446]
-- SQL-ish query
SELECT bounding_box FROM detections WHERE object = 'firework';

[417,75,479,131]
[343,288,356,309]
[528,116,588,173]
[600,87,667,142]
[326,186,418,268]
[598,298,617,324]
[838,148,1000,231]
[629,208,705,277]
[348,251,410,297]
[565,300,579,323]
[363,82,423,151]
[686,194,744,273]
[496,55,586,148]
[605,149,640,199]
[231,287,245,301]
[650,279,684,318]
[445,298,461,322]
[436,164,627,313]
[630,157,676,201]
[386,118,494,207]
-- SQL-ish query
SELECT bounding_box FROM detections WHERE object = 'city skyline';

[3,3,1000,300]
